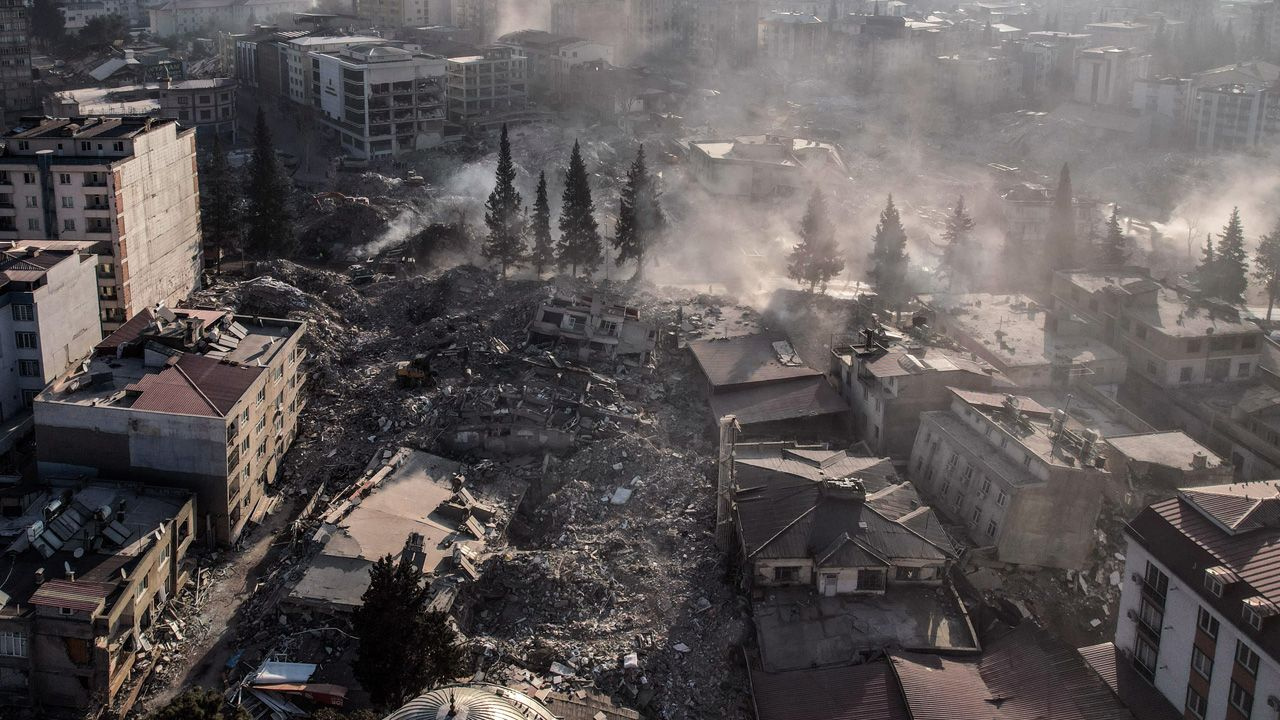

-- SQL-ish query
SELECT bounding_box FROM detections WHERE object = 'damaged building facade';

[0,482,195,713]
[34,307,306,544]
[527,293,656,363]
[910,389,1110,569]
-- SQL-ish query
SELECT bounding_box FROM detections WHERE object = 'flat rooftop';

[4,115,178,141]
[690,135,842,168]
[0,483,189,618]
[289,450,524,612]
[40,308,301,418]
[689,334,820,389]
[754,585,977,672]
[1106,430,1225,471]
[950,388,1113,470]
[920,293,1124,370]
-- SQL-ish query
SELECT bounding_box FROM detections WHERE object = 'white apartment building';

[0,246,99,425]
[283,35,385,107]
[358,0,429,28]
[1118,485,1280,720]
[1074,46,1150,107]
[0,117,203,332]
[445,46,528,131]
[149,0,314,36]
[314,44,448,158]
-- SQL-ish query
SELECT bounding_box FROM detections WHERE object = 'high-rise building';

[0,117,203,333]
[445,46,528,131]
[358,0,430,29]
[0,0,33,118]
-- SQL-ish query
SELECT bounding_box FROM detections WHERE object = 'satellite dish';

[73,547,84,559]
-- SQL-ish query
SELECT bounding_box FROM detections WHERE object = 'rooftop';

[40,306,302,418]
[690,135,846,172]
[1058,269,1259,337]
[709,375,848,427]
[289,450,524,612]
[0,246,83,289]
[495,29,584,49]
[689,334,820,390]
[286,34,384,47]
[1106,431,1225,471]
[52,79,237,115]
[4,116,179,142]
[0,483,190,618]
[948,388,1112,470]
[918,292,1125,370]
[1077,643,1183,720]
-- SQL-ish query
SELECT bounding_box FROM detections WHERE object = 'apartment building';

[1083,20,1156,51]
[314,44,448,158]
[831,327,996,458]
[1074,46,1150,107]
[45,79,239,143]
[758,12,827,68]
[999,182,1104,249]
[934,54,1019,111]
[148,0,314,36]
[445,46,529,131]
[687,135,848,200]
[689,0,760,68]
[0,117,203,334]
[527,293,656,361]
[0,246,100,429]
[1117,484,1280,720]
[550,0,677,65]
[1194,83,1280,151]
[496,30,612,99]
[358,0,429,28]
[918,292,1127,389]
[910,389,1111,568]
[1051,268,1264,387]
[0,482,195,713]
[35,307,308,544]
[0,0,33,119]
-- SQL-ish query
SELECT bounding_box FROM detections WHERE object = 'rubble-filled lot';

[131,261,756,719]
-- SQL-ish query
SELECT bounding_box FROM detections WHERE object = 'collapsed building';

[0,482,195,714]
[288,449,523,614]
[527,293,657,364]
[34,306,307,544]
[686,135,849,200]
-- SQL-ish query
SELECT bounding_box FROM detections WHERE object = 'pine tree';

[1216,207,1248,304]
[1099,205,1129,266]
[201,135,239,274]
[1197,233,1219,296]
[941,195,975,291]
[244,109,296,259]
[353,554,464,709]
[612,144,665,280]
[31,0,64,46]
[481,124,525,277]
[149,688,250,720]
[1048,163,1077,274]
[1254,217,1280,322]
[786,189,845,292]
[868,195,910,307]
[556,140,602,277]
[529,171,554,276]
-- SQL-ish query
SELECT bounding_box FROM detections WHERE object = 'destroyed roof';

[1077,643,1182,720]
[688,334,820,389]
[750,661,910,720]
[734,446,898,485]
[862,346,989,378]
[1105,431,1224,470]
[28,579,114,613]
[735,469,951,564]
[545,691,642,720]
[1123,287,1258,338]
[709,375,848,426]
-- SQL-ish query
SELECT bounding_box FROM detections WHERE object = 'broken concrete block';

[610,487,633,505]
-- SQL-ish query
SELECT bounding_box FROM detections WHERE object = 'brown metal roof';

[1077,643,1181,720]
[29,579,113,613]
[688,334,819,390]
[750,661,909,720]
[708,376,848,426]
[128,354,263,417]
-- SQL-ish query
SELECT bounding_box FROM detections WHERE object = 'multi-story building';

[0,482,195,713]
[1074,46,1150,107]
[496,30,612,99]
[0,117,203,333]
[444,46,528,131]
[687,134,848,200]
[690,0,760,68]
[45,79,239,143]
[934,53,1020,111]
[1051,268,1264,387]
[999,181,1104,254]
[910,388,1112,569]
[314,44,448,158]
[284,35,386,107]
[0,245,100,428]
[551,0,677,64]
[831,328,997,458]
[1117,484,1280,720]
[527,293,656,362]
[1133,75,1195,143]
[359,0,429,28]
[758,11,827,70]
[1194,82,1280,151]
[148,0,314,36]
[34,307,308,544]
[0,0,33,119]
[1083,20,1156,50]
[917,292,1128,389]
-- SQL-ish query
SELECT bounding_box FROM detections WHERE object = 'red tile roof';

[29,579,114,613]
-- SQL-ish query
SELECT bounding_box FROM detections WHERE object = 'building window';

[1229,680,1253,716]
[1191,645,1213,680]
[1134,636,1158,679]
[1144,561,1169,600]
[0,632,26,658]
[1138,596,1163,636]
[961,465,974,484]
[1198,606,1220,638]
[14,332,36,349]
[996,490,1008,506]
[940,480,950,495]
[970,507,981,525]
[18,359,39,377]
[1243,335,1258,350]
[58,173,70,185]
[24,195,36,208]
[986,520,997,537]
[21,389,38,407]
[255,415,266,434]
[1238,361,1252,378]
[27,218,38,230]
[256,387,265,404]
[1187,339,1202,353]
[112,142,124,151]
[1205,573,1223,597]
[1180,366,1193,382]
[1236,640,1260,676]
[12,304,33,321]
[60,195,73,208]
[1186,686,1207,720]
[63,219,75,231]
[59,607,74,616]
[21,172,33,183]
[773,566,801,583]
[979,478,991,496]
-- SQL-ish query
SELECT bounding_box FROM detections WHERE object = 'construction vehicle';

[394,333,460,388]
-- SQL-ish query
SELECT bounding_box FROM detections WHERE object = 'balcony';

[227,447,240,472]
[83,178,107,188]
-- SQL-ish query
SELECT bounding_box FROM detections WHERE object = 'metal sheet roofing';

[708,375,848,425]
[750,661,909,720]
[688,334,820,389]
[127,353,263,417]
[29,579,113,612]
